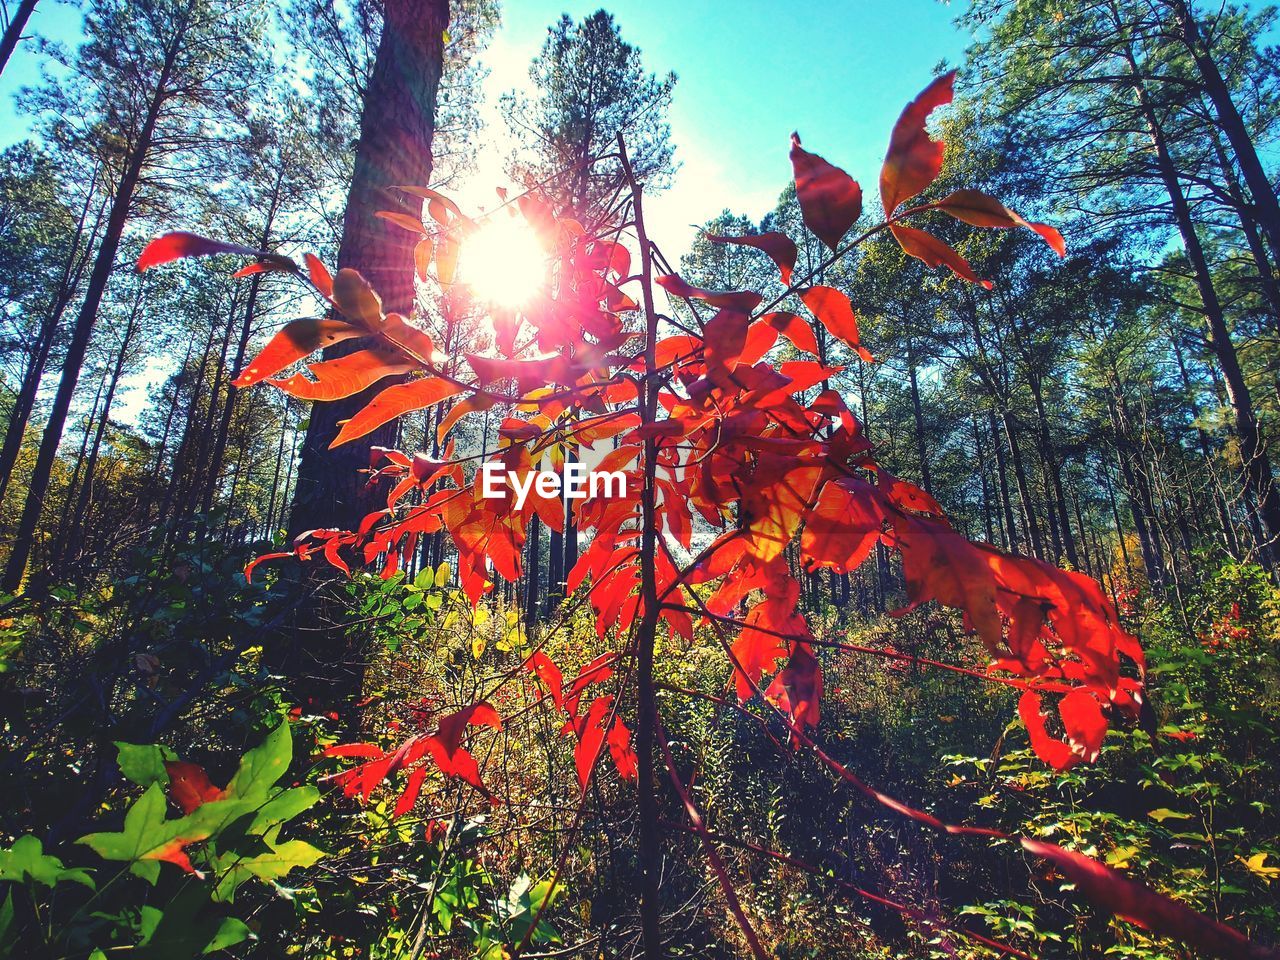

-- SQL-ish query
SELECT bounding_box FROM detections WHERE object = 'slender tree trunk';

[620,133,663,960]
[907,351,932,495]
[1171,0,1280,259]
[1208,126,1280,326]
[0,0,37,78]
[1002,411,1043,559]
[988,410,1019,553]
[1,35,178,591]
[62,281,142,561]
[0,175,101,504]
[1125,47,1280,559]
[1171,333,1242,558]
[972,416,996,546]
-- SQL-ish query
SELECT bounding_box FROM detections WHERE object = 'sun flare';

[461,216,548,309]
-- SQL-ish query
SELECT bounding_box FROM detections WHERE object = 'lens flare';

[462,217,547,309]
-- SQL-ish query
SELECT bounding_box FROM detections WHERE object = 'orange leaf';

[375,209,426,234]
[304,253,334,298]
[332,268,385,330]
[881,71,955,216]
[707,231,798,285]
[137,231,268,271]
[933,189,1065,256]
[790,134,862,251]
[656,274,762,312]
[889,224,992,288]
[163,761,227,814]
[762,311,819,356]
[329,377,462,448]
[799,286,873,361]
[607,717,638,782]
[233,318,365,388]
[269,348,416,401]
[437,392,497,445]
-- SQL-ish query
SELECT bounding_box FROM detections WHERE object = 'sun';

[461,216,548,309]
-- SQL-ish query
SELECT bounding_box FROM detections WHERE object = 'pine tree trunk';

[289,0,449,537]
[1,38,177,592]
[1171,0,1280,259]
[0,0,37,78]
[0,176,101,505]
[61,282,142,561]
[989,411,1019,553]
[1126,44,1280,558]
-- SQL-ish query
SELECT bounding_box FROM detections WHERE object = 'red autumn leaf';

[231,260,292,279]
[436,392,498,444]
[894,514,1002,654]
[268,348,417,401]
[801,477,886,574]
[573,696,612,792]
[329,377,462,448]
[933,189,1065,256]
[1019,689,1078,770]
[799,286,873,362]
[790,134,863,252]
[762,311,819,356]
[704,309,751,381]
[304,252,334,298]
[423,702,502,792]
[607,716,638,782]
[766,642,823,735]
[137,231,274,272]
[881,71,955,216]
[1058,687,1108,763]
[655,274,763,313]
[1021,838,1268,960]
[707,231,798,285]
[889,223,992,289]
[526,651,565,709]
[375,209,427,235]
[163,761,227,814]
[331,267,385,330]
[233,318,365,388]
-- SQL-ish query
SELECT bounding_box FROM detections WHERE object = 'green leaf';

[226,721,293,802]
[78,784,209,882]
[0,835,95,889]
[1148,808,1192,823]
[210,825,325,902]
[204,917,253,953]
[116,742,177,787]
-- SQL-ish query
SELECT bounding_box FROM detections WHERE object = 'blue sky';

[1,0,972,247]
[474,1,971,245]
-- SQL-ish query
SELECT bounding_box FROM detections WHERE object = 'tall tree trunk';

[61,280,143,561]
[1208,125,1280,326]
[0,174,102,504]
[1,31,179,592]
[1125,50,1280,558]
[290,0,449,537]
[1171,333,1242,558]
[281,0,449,716]
[988,410,1019,553]
[0,0,37,77]
[1028,378,1078,567]
[1002,411,1043,559]
[907,350,933,495]
[1171,0,1280,259]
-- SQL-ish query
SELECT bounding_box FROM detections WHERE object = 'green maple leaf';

[0,835,94,889]
[209,825,325,902]
[78,784,212,883]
